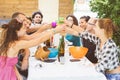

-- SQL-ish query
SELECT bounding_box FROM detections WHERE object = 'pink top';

[0,56,18,80]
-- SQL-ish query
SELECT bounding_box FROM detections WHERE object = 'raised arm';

[26,23,52,34]
[17,25,64,50]
[65,25,99,45]
[20,24,52,40]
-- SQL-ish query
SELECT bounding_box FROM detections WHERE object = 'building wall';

[59,0,73,17]
[38,0,59,22]
[0,0,73,19]
[0,0,38,19]
[38,0,73,22]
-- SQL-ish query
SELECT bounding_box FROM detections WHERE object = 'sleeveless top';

[0,56,18,80]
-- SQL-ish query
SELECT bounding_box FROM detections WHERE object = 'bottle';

[58,35,65,62]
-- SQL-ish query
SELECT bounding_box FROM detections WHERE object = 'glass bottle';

[58,35,65,62]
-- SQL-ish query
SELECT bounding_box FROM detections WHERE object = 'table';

[27,53,107,80]
[27,38,107,80]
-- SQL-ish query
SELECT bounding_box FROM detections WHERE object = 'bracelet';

[70,24,73,28]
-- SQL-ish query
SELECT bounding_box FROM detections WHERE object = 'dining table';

[27,45,107,80]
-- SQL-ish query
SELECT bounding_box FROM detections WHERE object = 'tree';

[89,0,120,47]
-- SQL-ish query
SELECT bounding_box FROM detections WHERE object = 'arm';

[64,20,84,33]
[21,48,30,70]
[65,26,99,45]
[20,24,52,40]
[26,25,42,33]
[36,23,52,33]
[26,23,52,34]
[65,26,80,36]
[14,66,23,80]
[16,25,64,50]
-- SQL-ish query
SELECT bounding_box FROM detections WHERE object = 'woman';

[26,11,44,34]
[65,14,81,46]
[79,16,98,63]
[32,11,43,25]
[0,19,64,80]
[65,18,120,80]
[79,16,90,30]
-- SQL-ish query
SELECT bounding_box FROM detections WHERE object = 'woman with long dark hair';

[65,14,81,46]
[0,19,64,80]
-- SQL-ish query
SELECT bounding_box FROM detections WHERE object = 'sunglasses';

[88,23,95,26]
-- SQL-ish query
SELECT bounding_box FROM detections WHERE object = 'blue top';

[65,34,81,46]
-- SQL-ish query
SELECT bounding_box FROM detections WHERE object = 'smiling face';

[79,18,87,30]
[33,14,43,24]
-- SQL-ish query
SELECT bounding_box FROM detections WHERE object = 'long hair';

[0,19,23,56]
[66,14,78,26]
[80,16,90,22]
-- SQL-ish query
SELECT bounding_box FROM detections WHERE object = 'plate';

[39,59,56,63]
[70,59,81,62]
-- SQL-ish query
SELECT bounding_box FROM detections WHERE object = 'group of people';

[65,15,98,63]
[0,11,57,80]
[65,16,120,80]
[0,11,120,80]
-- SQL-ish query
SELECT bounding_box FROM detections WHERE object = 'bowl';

[69,46,88,59]
[48,48,58,58]
[35,46,50,60]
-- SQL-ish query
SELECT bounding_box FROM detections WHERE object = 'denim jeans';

[105,73,120,80]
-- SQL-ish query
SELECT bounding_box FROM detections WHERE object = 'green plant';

[89,0,120,47]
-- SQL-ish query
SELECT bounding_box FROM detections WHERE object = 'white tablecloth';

[27,55,107,80]
[28,39,107,80]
